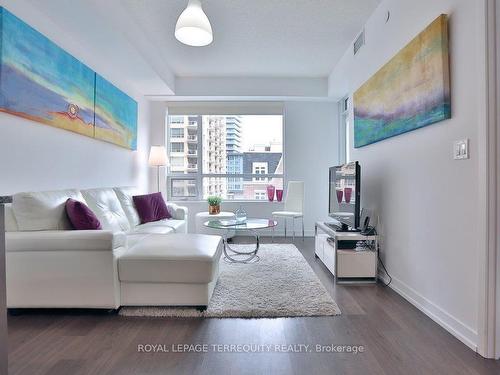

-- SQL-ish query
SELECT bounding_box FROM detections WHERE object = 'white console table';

[315,221,379,284]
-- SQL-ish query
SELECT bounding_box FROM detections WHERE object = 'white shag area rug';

[119,243,340,318]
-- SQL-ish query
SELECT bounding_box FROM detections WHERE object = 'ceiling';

[121,0,381,78]
[19,0,380,95]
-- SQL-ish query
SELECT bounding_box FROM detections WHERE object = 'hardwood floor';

[7,237,500,375]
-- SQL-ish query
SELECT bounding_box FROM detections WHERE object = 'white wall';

[150,100,338,236]
[0,99,151,195]
[175,77,328,97]
[283,101,338,234]
[0,0,152,195]
[328,0,485,351]
[496,0,500,359]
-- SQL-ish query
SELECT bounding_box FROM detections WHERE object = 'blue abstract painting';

[95,75,138,150]
[0,7,138,149]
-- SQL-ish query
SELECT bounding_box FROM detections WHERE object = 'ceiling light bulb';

[175,0,213,47]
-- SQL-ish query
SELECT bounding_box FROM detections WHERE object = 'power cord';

[377,249,392,287]
[367,227,392,287]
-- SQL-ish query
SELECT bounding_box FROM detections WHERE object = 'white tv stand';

[315,221,379,284]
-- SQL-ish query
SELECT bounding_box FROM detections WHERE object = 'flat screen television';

[328,161,361,231]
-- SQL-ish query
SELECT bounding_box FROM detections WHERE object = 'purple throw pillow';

[65,198,102,230]
[133,192,171,224]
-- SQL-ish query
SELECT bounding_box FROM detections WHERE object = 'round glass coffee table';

[204,218,277,263]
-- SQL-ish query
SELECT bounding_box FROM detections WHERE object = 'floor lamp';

[149,146,169,193]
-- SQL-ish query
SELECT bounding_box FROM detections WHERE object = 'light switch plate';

[454,139,469,160]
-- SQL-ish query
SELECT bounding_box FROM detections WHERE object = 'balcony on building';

[187,163,198,172]
[187,135,198,143]
[170,166,186,173]
[226,130,241,137]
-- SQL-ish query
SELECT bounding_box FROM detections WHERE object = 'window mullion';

[197,115,203,200]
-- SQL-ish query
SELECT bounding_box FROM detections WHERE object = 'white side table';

[195,211,236,238]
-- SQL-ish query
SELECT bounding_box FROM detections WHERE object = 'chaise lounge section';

[119,233,221,307]
[4,187,222,309]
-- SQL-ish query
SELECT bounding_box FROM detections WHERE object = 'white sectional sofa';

[4,187,222,309]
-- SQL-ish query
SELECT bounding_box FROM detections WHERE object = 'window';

[170,157,184,168]
[171,142,184,153]
[345,116,351,162]
[166,114,283,200]
[170,178,197,198]
[170,116,184,125]
[339,96,350,163]
[170,128,184,139]
[252,162,268,181]
[170,157,184,166]
[254,190,267,200]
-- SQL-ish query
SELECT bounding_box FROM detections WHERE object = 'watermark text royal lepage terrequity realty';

[137,343,365,354]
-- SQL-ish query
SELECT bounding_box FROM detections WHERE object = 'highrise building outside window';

[166,114,283,200]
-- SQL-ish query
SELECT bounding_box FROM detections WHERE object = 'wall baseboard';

[378,272,478,352]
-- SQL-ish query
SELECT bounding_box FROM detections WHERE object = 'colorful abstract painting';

[95,75,138,150]
[0,8,95,137]
[353,14,450,148]
[0,7,137,150]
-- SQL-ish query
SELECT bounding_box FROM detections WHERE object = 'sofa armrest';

[166,203,188,221]
[6,230,126,253]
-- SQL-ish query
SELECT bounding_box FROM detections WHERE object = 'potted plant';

[207,196,222,215]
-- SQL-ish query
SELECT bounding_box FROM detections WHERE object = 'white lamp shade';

[175,0,213,47]
[149,146,168,166]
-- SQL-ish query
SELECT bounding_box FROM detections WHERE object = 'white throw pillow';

[12,189,84,231]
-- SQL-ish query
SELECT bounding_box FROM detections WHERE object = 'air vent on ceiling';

[354,30,365,55]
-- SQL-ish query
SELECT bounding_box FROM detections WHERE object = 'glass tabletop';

[204,218,277,230]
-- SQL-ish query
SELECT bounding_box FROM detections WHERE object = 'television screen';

[329,162,360,229]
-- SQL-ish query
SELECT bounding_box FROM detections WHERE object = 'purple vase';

[267,185,276,201]
[276,189,283,202]
[344,187,353,203]
[336,190,344,204]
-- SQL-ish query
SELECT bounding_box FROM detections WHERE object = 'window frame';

[166,114,285,201]
[338,96,350,164]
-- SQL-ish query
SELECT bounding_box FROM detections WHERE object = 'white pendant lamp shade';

[175,0,213,47]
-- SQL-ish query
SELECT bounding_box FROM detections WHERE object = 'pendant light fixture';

[175,0,213,47]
